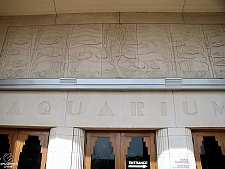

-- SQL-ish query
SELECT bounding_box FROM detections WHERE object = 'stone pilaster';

[156,128,196,169]
[71,128,85,169]
[156,128,170,169]
[46,127,74,169]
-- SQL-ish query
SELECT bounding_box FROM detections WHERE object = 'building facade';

[0,1,225,169]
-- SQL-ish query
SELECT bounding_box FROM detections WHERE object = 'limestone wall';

[0,91,225,128]
[0,13,225,129]
[0,13,225,79]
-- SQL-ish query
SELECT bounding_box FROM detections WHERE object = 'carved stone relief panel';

[101,24,138,78]
[170,25,212,78]
[137,24,173,78]
[0,26,8,49]
[65,24,102,78]
[1,24,225,78]
[29,25,70,78]
[202,25,225,78]
[0,26,38,78]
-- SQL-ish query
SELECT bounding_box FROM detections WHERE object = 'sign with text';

[171,155,190,169]
[127,161,149,169]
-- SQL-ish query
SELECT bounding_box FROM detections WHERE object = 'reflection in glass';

[126,138,150,169]
[200,136,225,169]
[0,134,11,169]
[91,137,115,169]
[17,136,42,169]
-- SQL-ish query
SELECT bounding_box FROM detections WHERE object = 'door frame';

[0,129,49,169]
[85,131,157,169]
[192,131,225,169]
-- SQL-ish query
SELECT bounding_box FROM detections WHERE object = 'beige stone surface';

[184,12,225,24]
[184,0,225,12]
[0,0,224,16]
[0,15,56,26]
[156,128,196,169]
[101,24,139,78]
[54,0,184,14]
[201,25,225,78]
[173,91,225,127]
[0,26,7,48]
[64,24,102,78]
[0,91,225,128]
[0,24,225,78]
[56,13,119,24]
[137,24,173,78]
[169,24,214,78]
[120,12,184,24]
[0,13,224,26]
[65,91,176,128]
[0,91,67,126]
[0,0,55,16]
[1,23,224,78]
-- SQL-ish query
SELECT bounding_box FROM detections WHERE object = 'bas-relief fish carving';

[1,24,225,78]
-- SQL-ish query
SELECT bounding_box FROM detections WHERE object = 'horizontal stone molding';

[0,78,225,91]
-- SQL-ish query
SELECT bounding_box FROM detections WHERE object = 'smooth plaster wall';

[0,91,225,128]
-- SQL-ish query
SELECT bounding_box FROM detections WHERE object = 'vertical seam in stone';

[182,0,187,24]
[53,0,57,25]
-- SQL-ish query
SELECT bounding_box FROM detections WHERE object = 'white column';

[46,127,74,169]
[71,128,85,169]
[156,128,170,169]
[156,128,196,169]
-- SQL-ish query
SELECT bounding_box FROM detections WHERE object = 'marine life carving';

[1,24,224,78]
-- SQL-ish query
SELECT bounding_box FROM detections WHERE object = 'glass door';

[0,129,49,169]
[0,130,17,169]
[192,132,225,169]
[121,133,156,169]
[85,131,157,169]
[85,132,120,169]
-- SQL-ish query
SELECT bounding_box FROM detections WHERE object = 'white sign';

[128,161,148,168]
[171,155,190,169]
[128,165,147,168]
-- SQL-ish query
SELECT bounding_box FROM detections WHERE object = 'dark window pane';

[91,138,115,169]
[17,136,42,169]
[0,134,11,169]
[200,136,225,169]
[126,138,150,169]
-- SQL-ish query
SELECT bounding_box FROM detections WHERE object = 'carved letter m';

[212,101,225,115]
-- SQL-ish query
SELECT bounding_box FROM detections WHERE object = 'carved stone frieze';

[1,24,224,78]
